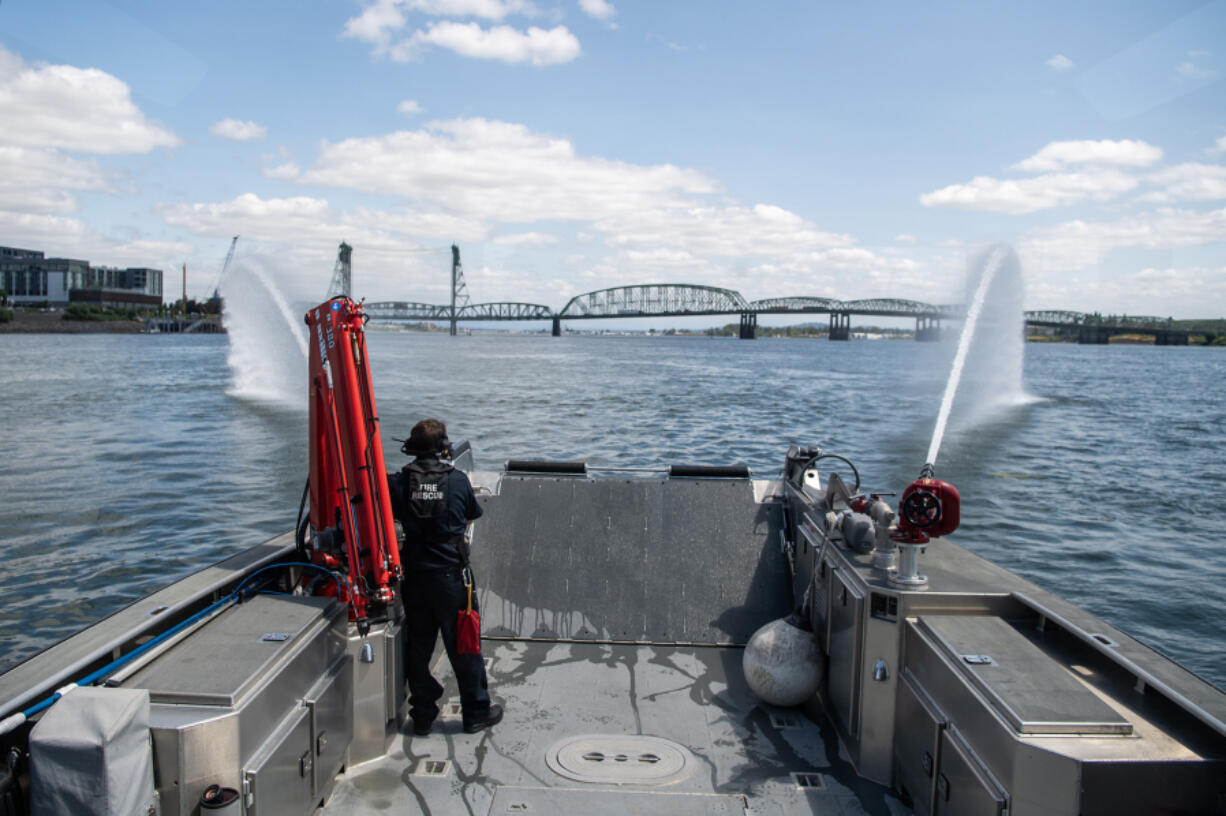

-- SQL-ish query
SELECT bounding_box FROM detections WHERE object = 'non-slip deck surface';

[469,476,791,645]
[322,640,906,816]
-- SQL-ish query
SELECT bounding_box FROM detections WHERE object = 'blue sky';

[1,0,1224,319]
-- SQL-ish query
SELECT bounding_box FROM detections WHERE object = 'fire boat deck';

[323,471,904,814]
[322,639,904,816]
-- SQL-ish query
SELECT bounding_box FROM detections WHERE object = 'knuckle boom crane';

[302,297,401,628]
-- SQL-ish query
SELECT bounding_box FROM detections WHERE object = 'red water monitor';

[894,463,960,543]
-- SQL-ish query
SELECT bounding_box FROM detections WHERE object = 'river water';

[1,330,1223,689]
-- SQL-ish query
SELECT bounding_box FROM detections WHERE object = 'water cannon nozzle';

[919,462,936,480]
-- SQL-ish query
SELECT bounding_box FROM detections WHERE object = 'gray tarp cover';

[29,686,157,816]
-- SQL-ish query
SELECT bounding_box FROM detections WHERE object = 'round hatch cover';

[545,734,694,786]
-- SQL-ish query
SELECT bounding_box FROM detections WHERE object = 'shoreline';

[0,310,144,334]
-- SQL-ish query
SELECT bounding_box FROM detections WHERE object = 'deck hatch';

[546,734,695,785]
[917,615,1133,736]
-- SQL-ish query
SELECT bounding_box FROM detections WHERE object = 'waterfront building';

[0,245,163,308]
[74,265,163,308]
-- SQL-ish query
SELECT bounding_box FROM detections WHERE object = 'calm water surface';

[1,332,1223,688]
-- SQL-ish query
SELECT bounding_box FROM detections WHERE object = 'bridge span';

[365,285,1191,343]
[359,245,1190,343]
[365,283,976,340]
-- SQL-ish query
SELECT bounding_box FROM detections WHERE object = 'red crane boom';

[304,297,401,623]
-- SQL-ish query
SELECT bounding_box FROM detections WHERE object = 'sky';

[1,0,1225,321]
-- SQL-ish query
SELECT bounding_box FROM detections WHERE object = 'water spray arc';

[925,245,1008,467]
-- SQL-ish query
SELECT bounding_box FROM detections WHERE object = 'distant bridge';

[365,283,975,340]
[365,284,1193,343]
[341,243,1199,343]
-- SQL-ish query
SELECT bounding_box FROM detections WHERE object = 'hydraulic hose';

[0,562,341,736]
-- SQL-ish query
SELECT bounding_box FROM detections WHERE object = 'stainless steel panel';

[306,655,353,801]
[385,622,405,723]
[828,568,864,739]
[934,729,1006,816]
[895,670,945,816]
[918,616,1132,736]
[132,594,347,815]
[127,595,338,707]
[245,706,314,816]
[347,621,403,766]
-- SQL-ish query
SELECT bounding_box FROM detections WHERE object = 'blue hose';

[0,561,341,734]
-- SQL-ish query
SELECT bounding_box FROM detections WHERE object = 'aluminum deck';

[322,639,906,816]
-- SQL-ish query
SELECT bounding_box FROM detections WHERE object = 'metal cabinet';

[243,654,353,816]
[306,656,353,803]
[827,568,865,739]
[245,706,315,816]
[894,670,945,816]
[933,729,1007,816]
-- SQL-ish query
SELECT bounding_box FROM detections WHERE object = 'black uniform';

[389,457,491,730]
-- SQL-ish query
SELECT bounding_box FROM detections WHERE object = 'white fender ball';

[742,617,822,707]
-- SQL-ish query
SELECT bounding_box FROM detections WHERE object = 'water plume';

[926,245,1032,465]
[221,259,309,408]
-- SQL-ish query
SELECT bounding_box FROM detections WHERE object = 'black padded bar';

[505,459,588,474]
[668,464,750,479]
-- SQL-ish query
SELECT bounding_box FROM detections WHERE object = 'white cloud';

[1046,54,1074,72]
[210,118,268,141]
[397,99,423,115]
[343,0,547,59]
[493,231,559,246]
[596,204,854,260]
[0,146,107,213]
[921,139,1167,213]
[298,117,716,222]
[1176,51,1217,80]
[1012,139,1163,172]
[0,46,179,155]
[263,161,302,180]
[156,193,489,248]
[1213,134,1226,154]
[391,21,581,65]
[1021,207,1226,272]
[1141,163,1226,203]
[579,0,616,25]
[894,233,917,244]
[920,169,1139,214]
[0,209,190,267]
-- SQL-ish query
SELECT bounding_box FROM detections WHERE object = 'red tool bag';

[457,567,481,655]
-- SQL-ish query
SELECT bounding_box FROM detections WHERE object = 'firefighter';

[388,418,502,736]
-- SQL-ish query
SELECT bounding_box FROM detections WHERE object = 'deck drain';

[793,772,825,790]
[545,735,694,786]
[414,760,451,778]
[443,702,463,717]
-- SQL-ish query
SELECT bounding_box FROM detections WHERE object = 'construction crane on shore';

[211,235,240,301]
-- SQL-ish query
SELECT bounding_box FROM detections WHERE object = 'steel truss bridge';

[364,283,1192,343]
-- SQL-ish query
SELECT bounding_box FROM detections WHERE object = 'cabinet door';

[245,706,313,816]
[894,671,945,816]
[827,569,864,738]
[307,656,354,800]
[934,730,1007,816]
